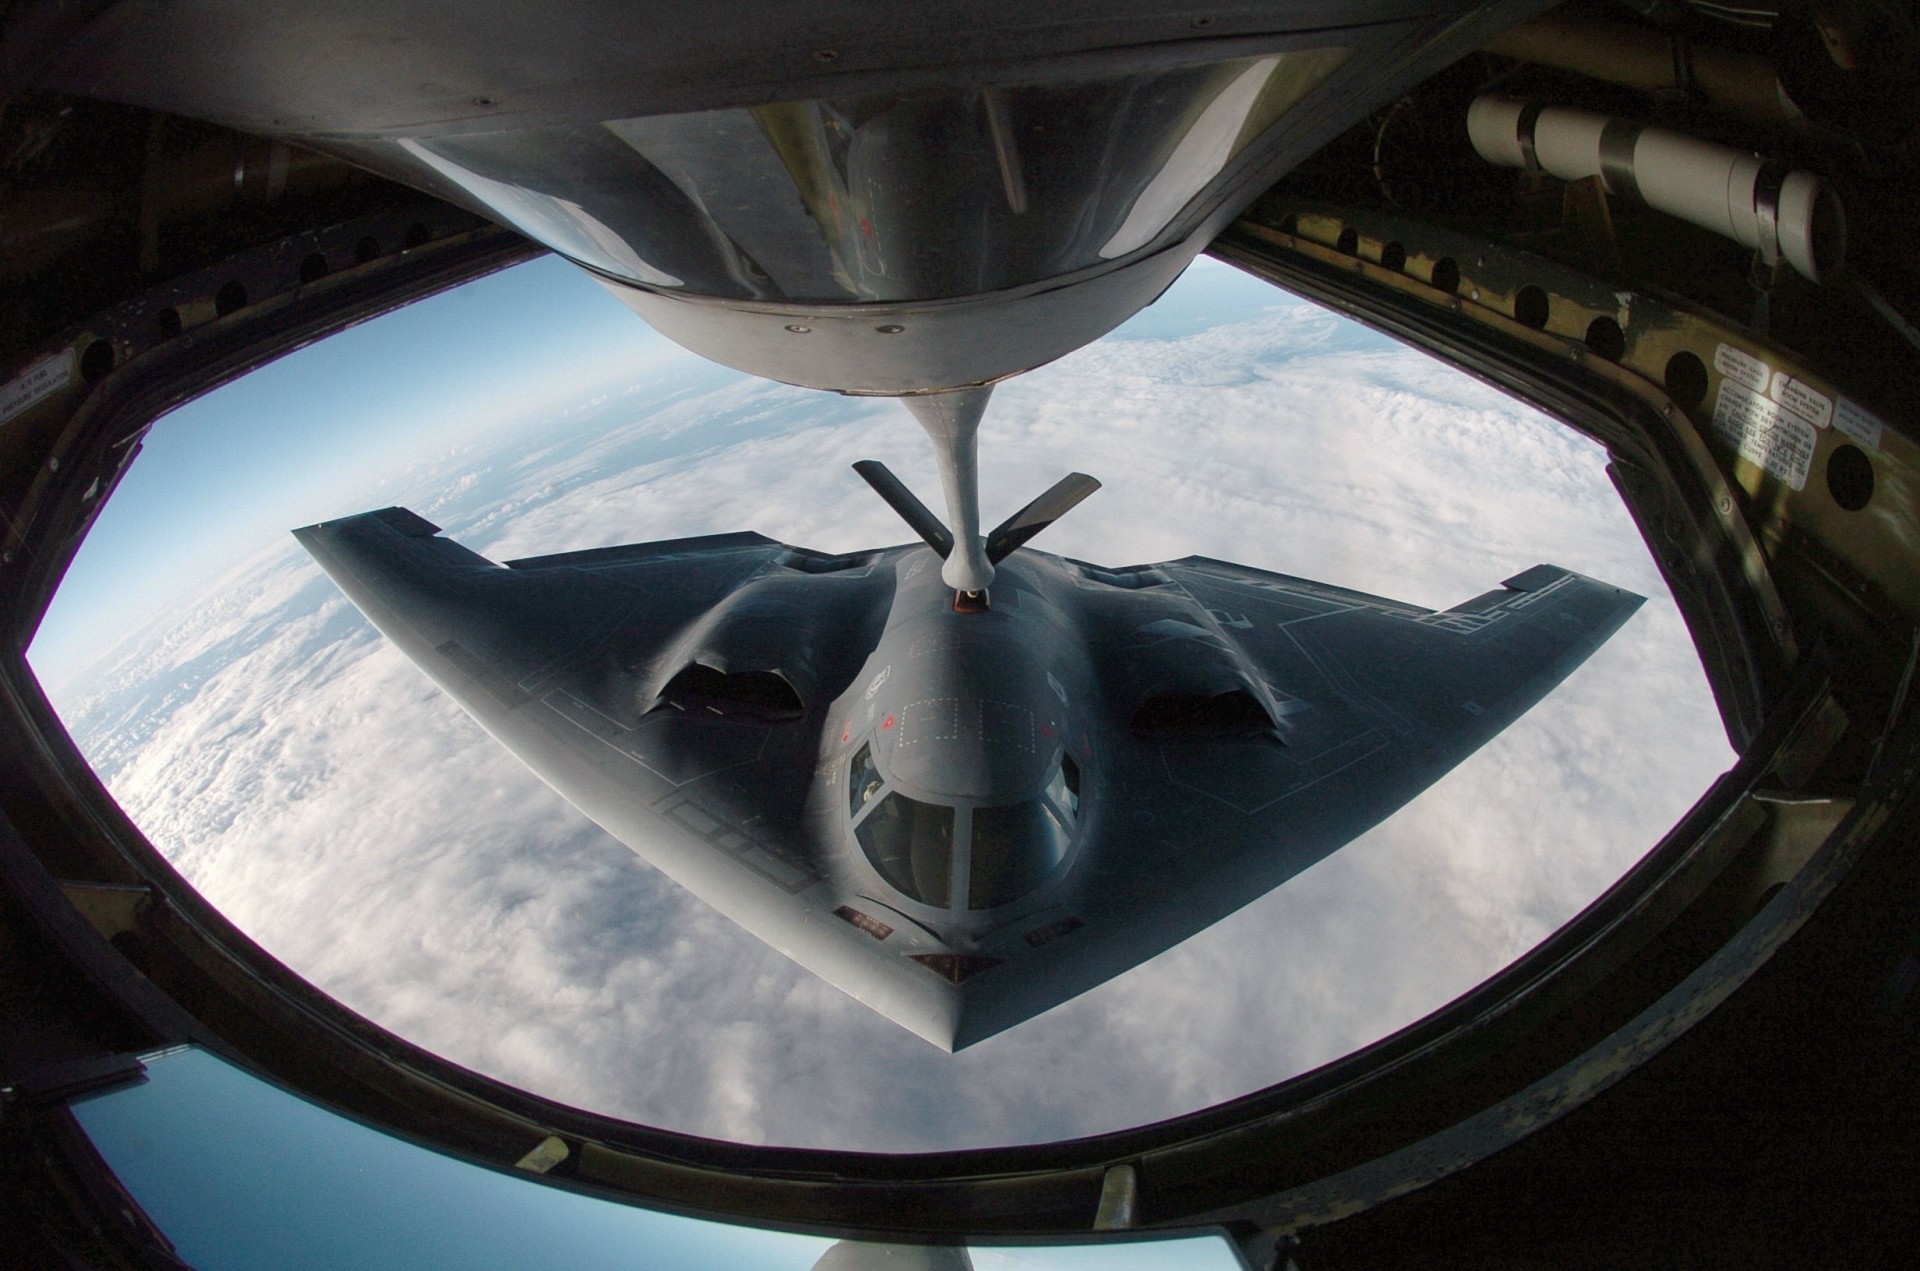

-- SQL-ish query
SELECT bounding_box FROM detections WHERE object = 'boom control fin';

[853,463,1102,569]
[852,460,954,558]
[986,472,1101,563]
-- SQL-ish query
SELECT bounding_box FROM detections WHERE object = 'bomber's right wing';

[931,557,1644,1048]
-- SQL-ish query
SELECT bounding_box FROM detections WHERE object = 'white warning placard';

[1714,342,1771,394]
[1770,371,1833,429]
[1713,379,1816,491]
[1835,397,1886,451]
[0,348,75,427]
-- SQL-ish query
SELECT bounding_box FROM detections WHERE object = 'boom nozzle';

[852,461,1102,578]
[852,460,954,559]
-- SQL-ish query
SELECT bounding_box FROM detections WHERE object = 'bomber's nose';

[888,964,1008,1054]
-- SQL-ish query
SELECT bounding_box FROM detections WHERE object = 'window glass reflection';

[69,1047,836,1270]
[969,798,1071,910]
[849,742,885,817]
[68,1047,1249,1270]
[856,792,956,906]
[1045,754,1081,822]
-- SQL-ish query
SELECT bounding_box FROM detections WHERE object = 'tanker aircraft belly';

[295,493,1642,1051]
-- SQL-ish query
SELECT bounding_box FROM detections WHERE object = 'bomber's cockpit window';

[1046,753,1081,822]
[848,742,884,817]
[969,794,1073,911]
[856,792,956,907]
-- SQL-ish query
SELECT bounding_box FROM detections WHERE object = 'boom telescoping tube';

[1466,95,1845,283]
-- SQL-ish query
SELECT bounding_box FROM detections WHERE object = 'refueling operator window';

[856,793,955,908]
[969,797,1071,910]
[848,742,884,818]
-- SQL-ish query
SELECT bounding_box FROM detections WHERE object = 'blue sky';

[29,255,1293,694]
[29,256,686,691]
[76,1046,1243,1269]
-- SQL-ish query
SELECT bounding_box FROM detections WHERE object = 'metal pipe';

[900,387,997,594]
[1481,13,1797,125]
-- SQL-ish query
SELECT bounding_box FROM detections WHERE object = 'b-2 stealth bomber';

[296,408,1642,1051]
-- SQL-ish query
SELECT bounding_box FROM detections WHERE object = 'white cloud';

[45,269,1733,1151]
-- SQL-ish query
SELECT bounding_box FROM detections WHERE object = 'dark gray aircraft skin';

[295,496,1641,1051]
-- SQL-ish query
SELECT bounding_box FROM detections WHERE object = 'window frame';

[847,738,1082,914]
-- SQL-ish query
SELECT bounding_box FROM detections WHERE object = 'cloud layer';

[46,262,1734,1151]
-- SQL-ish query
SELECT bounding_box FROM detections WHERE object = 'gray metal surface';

[900,389,995,592]
[40,0,1559,395]
[42,1,1491,137]
[295,506,1641,1050]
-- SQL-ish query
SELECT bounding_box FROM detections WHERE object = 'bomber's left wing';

[295,508,971,1045]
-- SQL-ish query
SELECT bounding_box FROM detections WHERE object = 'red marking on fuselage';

[882,714,897,731]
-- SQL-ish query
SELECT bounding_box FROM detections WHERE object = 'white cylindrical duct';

[1467,95,1845,283]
